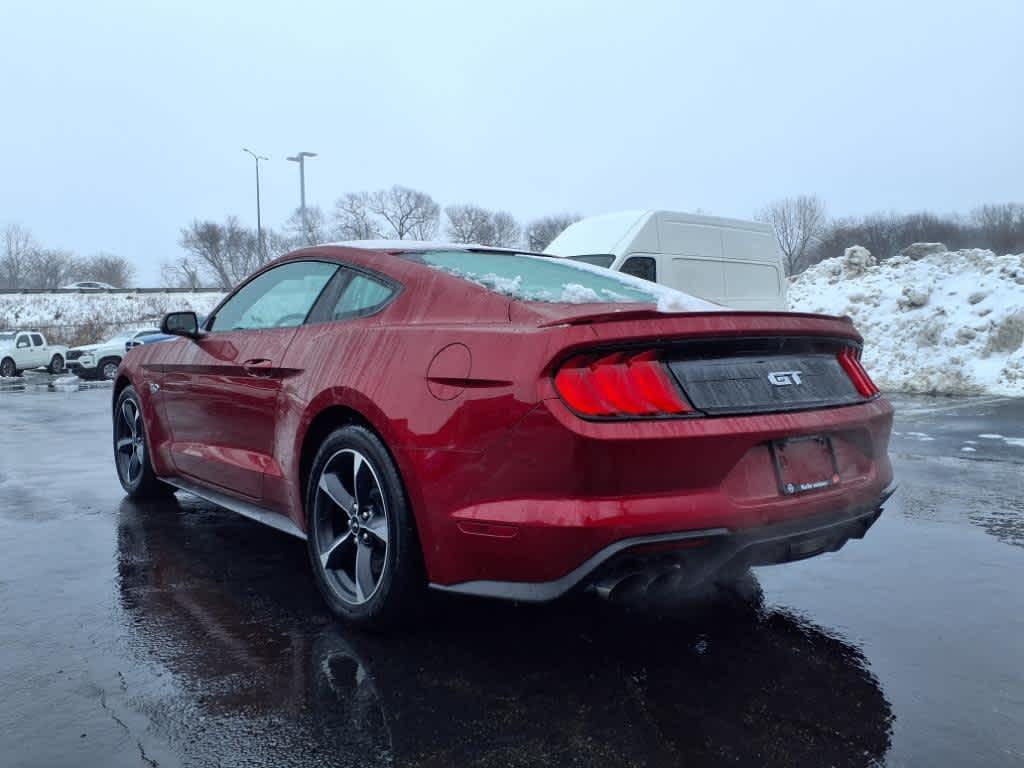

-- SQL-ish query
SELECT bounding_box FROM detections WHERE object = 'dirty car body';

[113,243,894,624]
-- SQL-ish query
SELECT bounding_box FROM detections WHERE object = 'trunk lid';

[522,302,869,417]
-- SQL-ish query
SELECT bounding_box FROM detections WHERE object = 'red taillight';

[553,350,693,418]
[838,347,879,397]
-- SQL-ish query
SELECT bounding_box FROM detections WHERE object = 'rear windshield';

[408,250,719,312]
[568,254,615,268]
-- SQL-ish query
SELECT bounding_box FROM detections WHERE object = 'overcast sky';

[2,0,1021,283]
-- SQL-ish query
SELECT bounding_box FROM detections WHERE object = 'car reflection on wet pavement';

[114,496,892,767]
[1,388,1022,767]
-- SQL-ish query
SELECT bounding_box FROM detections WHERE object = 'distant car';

[61,281,116,290]
[124,317,206,352]
[112,242,894,629]
[67,328,161,380]
[0,330,67,377]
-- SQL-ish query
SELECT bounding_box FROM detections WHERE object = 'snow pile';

[789,247,1024,396]
[0,291,225,328]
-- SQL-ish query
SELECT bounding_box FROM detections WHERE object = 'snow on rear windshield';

[411,251,721,312]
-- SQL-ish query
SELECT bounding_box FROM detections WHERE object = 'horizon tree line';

[5,193,1023,290]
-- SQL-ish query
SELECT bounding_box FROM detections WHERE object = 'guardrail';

[28,319,164,337]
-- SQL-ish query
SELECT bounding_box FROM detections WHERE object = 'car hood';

[70,345,99,354]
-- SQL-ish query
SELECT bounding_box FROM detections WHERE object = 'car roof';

[323,240,545,256]
[266,241,552,279]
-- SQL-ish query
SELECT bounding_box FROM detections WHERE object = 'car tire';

[0,357,14,378]
[113,385,173,499]
[48,354,65,375]
[305,425,426,629]
[99,356,122,381]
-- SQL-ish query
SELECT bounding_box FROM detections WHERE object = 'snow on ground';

[0,291,225,329]
[789,247,1024,396]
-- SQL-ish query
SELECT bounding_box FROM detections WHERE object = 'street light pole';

[242,147,269,259]
[286,151,318,217]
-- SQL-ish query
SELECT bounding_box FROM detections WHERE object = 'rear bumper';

[419,397,894,587]
[431,486,894,602]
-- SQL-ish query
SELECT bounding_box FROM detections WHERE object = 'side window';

[16,334,30,349]
[30,334,44,346]
[210,261,337,332]
[330,273,395,320]
[620,256,657,283]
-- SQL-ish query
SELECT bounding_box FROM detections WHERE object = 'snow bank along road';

[0,382,1021,767]
[0,289,225,333]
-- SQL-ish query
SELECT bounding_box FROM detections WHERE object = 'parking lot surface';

[1,377,1022,767]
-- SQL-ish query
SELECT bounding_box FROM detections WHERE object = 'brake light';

[838,347,879,397]
[553,350,693,418]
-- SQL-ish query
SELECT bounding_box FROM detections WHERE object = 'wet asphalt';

[1,374,1022,767]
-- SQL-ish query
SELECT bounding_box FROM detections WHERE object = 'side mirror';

[160,311,202,340]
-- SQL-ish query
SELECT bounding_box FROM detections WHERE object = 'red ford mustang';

[113,243,894,627]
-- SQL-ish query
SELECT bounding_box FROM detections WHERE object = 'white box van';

[544,210,788,311]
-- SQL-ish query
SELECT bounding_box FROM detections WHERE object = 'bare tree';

[525,213,581,252]
[161,256,204,289]
[263,228,294,260]
[178,217,264,290]
[444,205,522,247]
[445,204,495,243]
[29,249,75,288]
[284,205,329,247]
[1,224,38,289]
[972,203,1024,255]
[75,252,136,287]
[332,193,381,240]
[367,186,440,240]
[489,211,521,248]
[755,195,828,275]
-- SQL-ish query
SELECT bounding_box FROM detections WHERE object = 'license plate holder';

[770,435,841,496]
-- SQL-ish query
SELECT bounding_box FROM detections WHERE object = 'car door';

[158,260,338,500]
[14,333,34,367]
[264,267,400,509]
[30,333,48,367]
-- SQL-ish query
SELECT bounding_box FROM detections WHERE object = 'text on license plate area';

[769,435,841,496]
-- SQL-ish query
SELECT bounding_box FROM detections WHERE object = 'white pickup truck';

[0,330,68,377]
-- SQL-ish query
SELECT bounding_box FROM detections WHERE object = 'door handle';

[242,358,274,377]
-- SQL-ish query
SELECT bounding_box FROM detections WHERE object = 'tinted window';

[569,254,615,268]
[16,335,30,348]
[30,334,44,346]
[620,256,657,283]
[331,274,394,319]
[210,261,337,332]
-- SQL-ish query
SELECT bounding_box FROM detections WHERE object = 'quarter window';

[331,274,394,320]
[210,261,337,332]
